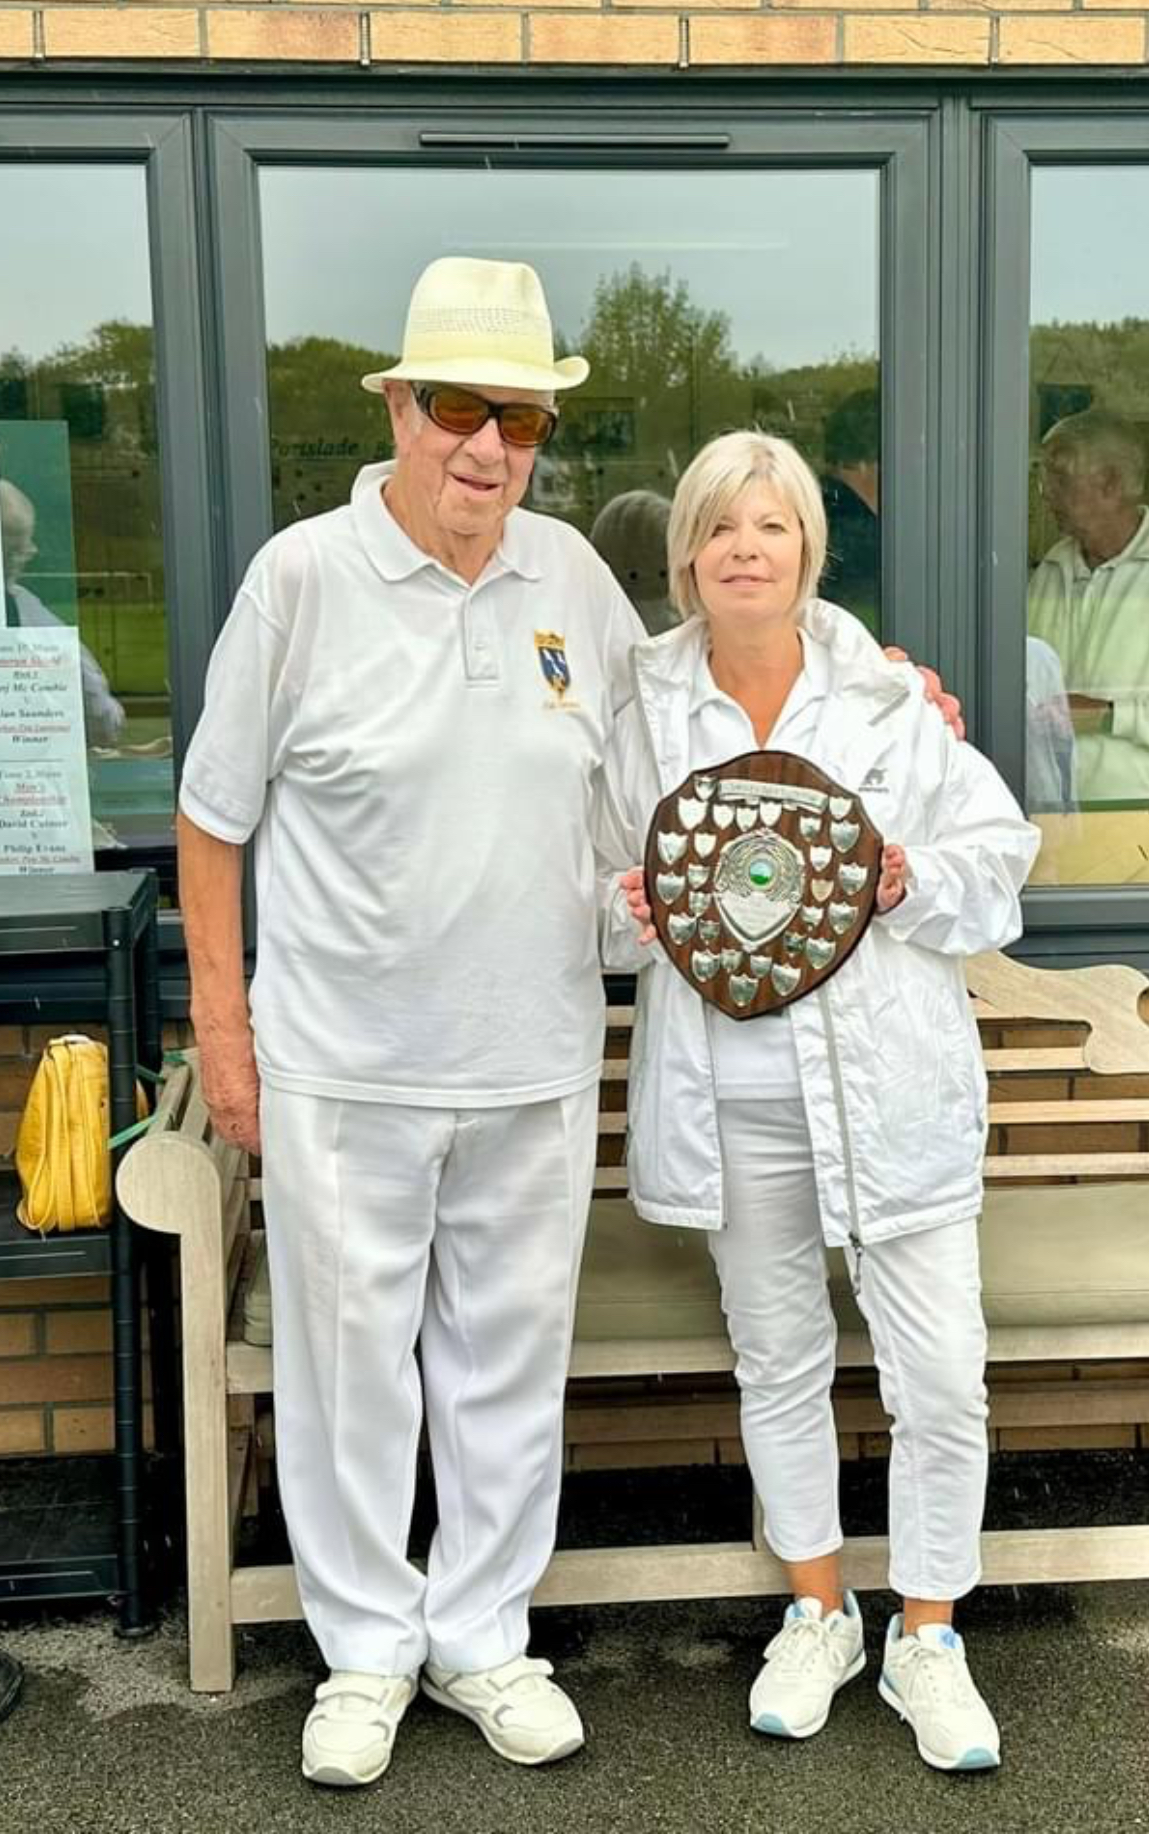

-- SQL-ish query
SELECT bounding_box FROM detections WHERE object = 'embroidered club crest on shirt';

[535,631,571,702]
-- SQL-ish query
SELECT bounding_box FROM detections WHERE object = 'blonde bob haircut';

[667,429,828,622]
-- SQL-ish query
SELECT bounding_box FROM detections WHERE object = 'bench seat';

[575,1182,1149,1374]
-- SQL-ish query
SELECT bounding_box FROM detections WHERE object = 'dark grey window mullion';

[877,120,933,669]
[147,116,217,765]
[207,118,275,601]
[934,95,981,726]
[980,115,1031,801]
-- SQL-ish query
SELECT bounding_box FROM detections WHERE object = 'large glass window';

[259,167,881,635]
[0,164,174,887]
[1026,166,1149,887]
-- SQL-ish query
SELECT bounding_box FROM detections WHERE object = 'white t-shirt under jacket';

[180,462,642,1107]
[690,632,827,1099]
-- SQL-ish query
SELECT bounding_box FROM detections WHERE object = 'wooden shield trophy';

[644,750,883,1020]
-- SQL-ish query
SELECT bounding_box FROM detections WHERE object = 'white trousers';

[260,1083,599,1676]
[711,1098,989,1601]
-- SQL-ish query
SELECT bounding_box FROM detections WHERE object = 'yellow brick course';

[620,0,754,10]
[997,14,1145,59]
[530,13,678,59]
[778,0,916,11]
[0,12,33,57]
[207,9,357,57]
[452,0,596,10]
[844,13,991,60]
[371,9,521,58]
[689,14,838,61]
[933,0,1071,9]
[3,0,1148,69]
[42,8,200,56]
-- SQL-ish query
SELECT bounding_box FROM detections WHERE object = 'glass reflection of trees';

[2,319,174,887]
[263,265,879,557]
[1,321,166,733]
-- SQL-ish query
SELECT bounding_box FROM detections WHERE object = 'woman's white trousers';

[260,1083,598,1677]
[711,1097,988,1601]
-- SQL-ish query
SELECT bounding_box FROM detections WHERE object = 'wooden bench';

[117,951,1149,1691]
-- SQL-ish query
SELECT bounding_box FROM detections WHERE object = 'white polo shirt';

[689,632,828,1099]
[1027,507,1149,802]
[180,462,643,1106]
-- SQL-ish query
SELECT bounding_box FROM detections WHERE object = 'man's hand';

[1067,692,1112,736]
[199,1027,261,1155]
[876,843,908,914]
[620,867,657,945]
[883,647,965,741]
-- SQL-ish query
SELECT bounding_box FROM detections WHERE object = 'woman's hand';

[876,843,908,914]
[620,867,657,945]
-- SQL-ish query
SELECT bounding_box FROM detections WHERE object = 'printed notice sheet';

[0,626,94,873]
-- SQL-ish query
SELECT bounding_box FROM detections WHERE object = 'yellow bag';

[15,1035,147,1234]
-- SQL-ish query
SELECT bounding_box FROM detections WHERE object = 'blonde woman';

[599,430,1039,1772]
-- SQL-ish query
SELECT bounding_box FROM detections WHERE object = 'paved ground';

[1,1577,1147,1834]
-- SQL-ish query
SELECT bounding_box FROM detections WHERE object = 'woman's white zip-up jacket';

[596,602,1042,1247]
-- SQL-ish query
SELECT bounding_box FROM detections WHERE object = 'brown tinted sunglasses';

[413,384,559,450]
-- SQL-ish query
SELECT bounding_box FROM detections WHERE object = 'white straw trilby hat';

[361,256,589,395]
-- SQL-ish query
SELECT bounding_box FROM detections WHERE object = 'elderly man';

[178,256,963,1787]
[1028,406,1149,804]
[178,258,642,1784]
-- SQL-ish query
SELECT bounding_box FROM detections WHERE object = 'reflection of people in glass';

[820,388,880,634]
[0,478,125,747]
[602,431,1038,1774]
[1028,407,1149,803]
[1026,636,1077,814]
[589,489,677,635]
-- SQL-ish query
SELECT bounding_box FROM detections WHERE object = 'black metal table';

[0,871,168,1632]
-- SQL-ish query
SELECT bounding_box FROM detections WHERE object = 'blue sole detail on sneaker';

[750,1712,793,1737]
[955,1748,1001,1771]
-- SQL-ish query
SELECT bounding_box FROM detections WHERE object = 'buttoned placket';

[461,577,501,685]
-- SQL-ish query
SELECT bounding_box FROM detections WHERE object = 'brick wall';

[0,1,1145,70]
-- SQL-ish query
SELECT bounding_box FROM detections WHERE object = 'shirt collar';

[1069,505,1149,579]
[350,460,542,586]
[689,626,829,715]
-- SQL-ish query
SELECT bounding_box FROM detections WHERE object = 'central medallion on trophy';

[712,829,805,947]
[645,750,883,1020]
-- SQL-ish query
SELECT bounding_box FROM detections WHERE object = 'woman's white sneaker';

[421,1654,584,1765]
[301,1670,416,1786]
[749,1592,866,1738]
[878,1616,1001,1771]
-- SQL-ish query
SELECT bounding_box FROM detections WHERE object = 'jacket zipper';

[817,984,866,1295]
[629,644,726,1223]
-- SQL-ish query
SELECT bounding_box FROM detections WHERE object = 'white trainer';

[749,1592,866,1738]
[878,1616,1001,1771]
[301,1670,416,1786]
[421,1654,585,1765]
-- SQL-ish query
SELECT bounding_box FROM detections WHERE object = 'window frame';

[207,103,937,662]
[981,111,1149,963]
[0,112,216,975]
